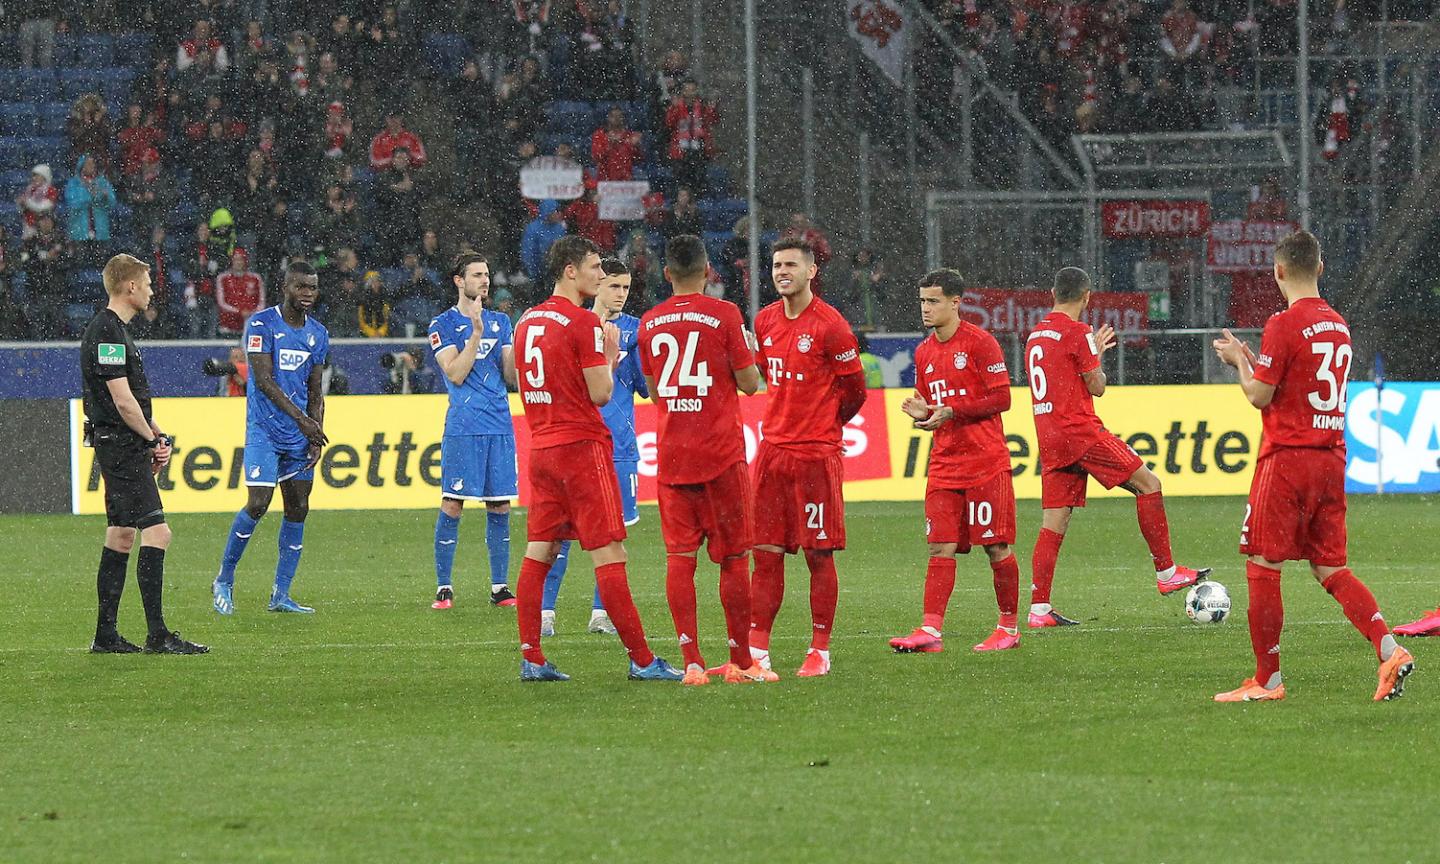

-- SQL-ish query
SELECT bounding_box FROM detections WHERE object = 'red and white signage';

[847,1,909,86]
[960,289,1149,335]
[512,390,891,505]
[1206,219,1298,273]
[1102,200,1211,239]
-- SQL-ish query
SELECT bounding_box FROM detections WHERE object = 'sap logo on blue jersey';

[277,349,311,371]
[478,338,499,359]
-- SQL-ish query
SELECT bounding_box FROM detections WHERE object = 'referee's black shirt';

[80,308,152,429]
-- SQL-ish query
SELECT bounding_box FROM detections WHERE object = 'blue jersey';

[244,306,330,449]
[599,312,647,461]
[428,306,515,438]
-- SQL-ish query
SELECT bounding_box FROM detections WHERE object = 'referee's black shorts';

[94,429,166,529]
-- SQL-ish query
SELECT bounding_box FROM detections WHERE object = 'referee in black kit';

[80,253,207,655]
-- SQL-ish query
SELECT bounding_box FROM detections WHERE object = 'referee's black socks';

[95,547,129,640]
[136,546,168,638]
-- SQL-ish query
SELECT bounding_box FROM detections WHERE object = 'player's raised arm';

[1213,327,1277,409]
[732,315,761,395]
[1081,325,1114,397]
[584,322,618,405]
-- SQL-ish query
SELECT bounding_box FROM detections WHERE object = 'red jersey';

[515,295,612,450]
[638,294,755,484]
[754,296,862,456]
[1252,297,1351,460]
[914,322,1012,488]
[1026,311,1107,470]
[215,270,264,334]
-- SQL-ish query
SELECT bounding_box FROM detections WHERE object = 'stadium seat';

[705,164,731,197]
[51,35,78,69]
[74,35,117,68]
[702,230,734,266]
[0,138,22,168]
[0,70,57,103]
[59,69,106,101]
[700,198,748,233]
[36,102,69,136]
[421,33,472,78]
[0,102,36,136]
[112,33,156,66]
[68,269,105,304]
[18,135,66,166]
[0,169,31,190]
[0,35,16,69]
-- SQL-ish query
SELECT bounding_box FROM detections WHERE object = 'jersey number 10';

[652,332,713,397]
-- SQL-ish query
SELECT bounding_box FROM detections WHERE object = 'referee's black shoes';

[143,631,210,655]
[90,633,142,654]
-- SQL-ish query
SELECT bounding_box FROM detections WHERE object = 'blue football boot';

[520,659,570,682]
[212,579,234,615]
[628,656,684,681]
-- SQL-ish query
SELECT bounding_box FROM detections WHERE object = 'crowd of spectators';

[0,1,767,344]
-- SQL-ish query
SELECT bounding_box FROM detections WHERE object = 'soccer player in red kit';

[638,234,773,686]
[511,235,681,682]
[1025,267,1210,627]
[748,237,868,678]
[890,269,1022,654]
[1211,230,1414,702]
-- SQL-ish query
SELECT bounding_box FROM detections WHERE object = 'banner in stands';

[1344,382,1440,494]
[71,385,1282,514]
[960,289,1149,335]
[846,0,909,86]
[1205,219,1297,272]
[1101,200,1210,239]
[519,156,584,200]
[597,181,650,220]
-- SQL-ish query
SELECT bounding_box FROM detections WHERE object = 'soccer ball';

[1185,581,1230,624]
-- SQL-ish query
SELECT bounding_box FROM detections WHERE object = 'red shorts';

[925,469,1017,553]
[526,439,627,550]
[1241,449,1347,566]
[752,443,846,553]
[1041,434,1144,509]
[658,461,754,563]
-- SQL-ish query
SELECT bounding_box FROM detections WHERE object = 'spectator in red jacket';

[1159,0,1202,88]
[177,18,231,73]
[665,79,717,195]
[591,105,641,181]
[369,109,428,170]
[15,164,58,240]
[116,103,166,179]
[215,247,265,335]
[564,181,617,252]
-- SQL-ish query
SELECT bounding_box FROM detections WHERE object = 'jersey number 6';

[1027,344,1047,401]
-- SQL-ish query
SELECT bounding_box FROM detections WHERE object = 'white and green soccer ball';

[1185,581,1230,624]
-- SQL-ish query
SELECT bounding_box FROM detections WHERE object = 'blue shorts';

[441,434,518,501]
[243,432,313,486]
[615,459,639,526]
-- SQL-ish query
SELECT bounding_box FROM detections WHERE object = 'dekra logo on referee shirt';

[98,343,126,365]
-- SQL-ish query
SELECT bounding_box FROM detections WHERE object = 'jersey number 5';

[652,332,713,397]
[524,325,546,388]
[1308,342,1352,412]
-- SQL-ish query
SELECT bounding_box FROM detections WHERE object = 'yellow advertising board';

[70,386,1261,515]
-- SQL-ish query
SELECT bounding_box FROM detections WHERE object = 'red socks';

[595,561,655,668]
[1321,568,1390,658]
[719,555,753,667]
[748,549,785,651]
[922,556,957,631]
[1246,560,1284,684]
[990,553,1020,631]
[517,556,549,665]
[1135,491,1175,572]
[805,550,838,651]
[665,555,704,668]
[1030,528,1064,606]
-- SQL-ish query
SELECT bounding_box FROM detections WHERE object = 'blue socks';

[541,540,604,613]
[542,540,570,611]
[217,510,259,587]
[274,519,305,598]
[486,510,510,588]
[434,511,460,588]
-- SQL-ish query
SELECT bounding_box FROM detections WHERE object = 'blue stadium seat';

[74,35,117,68]
[0,35,17,69]
[51,36,78,69]
[702,230,734,266]
[0,138,22,167]
[0,102,36,135]
[18,135,66,166]
[421,33,472,78]
[705,164,731,197]
[545,100,593,122]
[0,70,57,103]
[0,169,31,190]
[59,68,106,100]
[700,198,748,233]
[112,33,156,67]
[36,102,69,135]
[69,269,105,304]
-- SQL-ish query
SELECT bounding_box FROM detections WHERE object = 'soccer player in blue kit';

[540,258,646,636]
[212,263,330,614]
[426,252,520,610]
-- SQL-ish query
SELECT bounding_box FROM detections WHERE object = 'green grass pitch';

[2,496,1436,863]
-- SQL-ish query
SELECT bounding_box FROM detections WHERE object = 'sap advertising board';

[1345,382,1440,494]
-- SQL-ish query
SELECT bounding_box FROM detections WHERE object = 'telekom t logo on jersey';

[927,379,962,404]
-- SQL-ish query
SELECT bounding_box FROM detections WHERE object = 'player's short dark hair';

[287,260,317,279]
[665,234,708,279]
[451,251,488,280]
[772,236,815,261]
[546,235,601,284]
[919,268,966,297]
[1274,230,1322,277]
[601,257,630,277]
[1053,267,1092,303]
